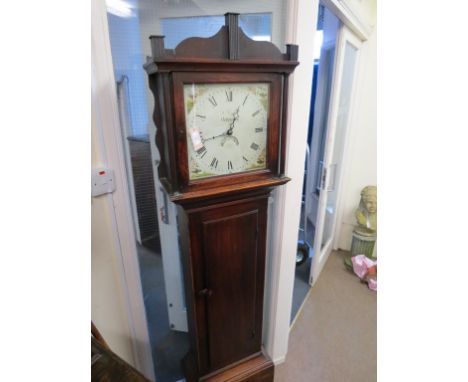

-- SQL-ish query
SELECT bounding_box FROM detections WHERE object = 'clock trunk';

[178,189,270,379]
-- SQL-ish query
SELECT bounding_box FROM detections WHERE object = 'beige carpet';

[275,251,376,382]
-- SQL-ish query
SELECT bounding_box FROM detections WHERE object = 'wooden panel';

[181,193,269,377]
[170,177,289,204]
[203,353,274,382]
[203,208,259,370]
[175,27,228,58]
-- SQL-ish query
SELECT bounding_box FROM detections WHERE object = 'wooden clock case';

[144,13,298,382]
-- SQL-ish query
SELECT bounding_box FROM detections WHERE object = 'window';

[161,13,272,49]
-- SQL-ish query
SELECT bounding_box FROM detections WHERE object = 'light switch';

[91,168,115,197]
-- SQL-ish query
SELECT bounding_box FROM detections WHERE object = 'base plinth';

[183,353,274,382]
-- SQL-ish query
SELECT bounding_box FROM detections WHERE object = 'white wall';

[337,22,377,250]
[91,109,136,366]
[345,0,376,30]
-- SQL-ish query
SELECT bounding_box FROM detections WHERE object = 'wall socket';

[91,168,115,197]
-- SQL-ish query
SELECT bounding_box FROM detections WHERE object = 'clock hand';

[219,107,242,146]
[204,111,240,142]
[226,107,240,136]
[203,132,227,142]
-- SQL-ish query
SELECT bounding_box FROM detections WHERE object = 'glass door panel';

[310,26,361,285]
[321,42,358,250]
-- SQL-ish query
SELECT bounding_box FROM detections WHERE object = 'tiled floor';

[275,250,377,382]
[137,245,189,382]
[291,256,312,323]
[291,212,315,323]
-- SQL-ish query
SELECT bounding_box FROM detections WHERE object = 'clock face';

[183,83,269,180]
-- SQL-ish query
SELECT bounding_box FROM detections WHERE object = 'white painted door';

[310,26,362,285]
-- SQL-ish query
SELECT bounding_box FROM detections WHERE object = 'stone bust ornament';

[354,185,377,236]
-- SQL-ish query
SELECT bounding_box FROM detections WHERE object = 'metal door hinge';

[320,167,327,190]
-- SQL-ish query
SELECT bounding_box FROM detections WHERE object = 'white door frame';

[261,0,318,364]
[92,0,155,379]
[321,0,372,40]
[327,25,364,252]
[91,0,371,373]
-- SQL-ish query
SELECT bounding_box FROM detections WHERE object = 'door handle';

[198,288,213,297]
[320,164,338,192]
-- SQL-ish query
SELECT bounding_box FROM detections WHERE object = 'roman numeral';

[243,95,249,106]
[250,143,259,151]
[196,114,206,119]
[252,110,260,117]
[210,157,218,168]
[227,161,233,170]
[243,156,249,162]
[196,146,207,158]
[208,95,217,107]
[225,90,233,102]
[255,127,264,133]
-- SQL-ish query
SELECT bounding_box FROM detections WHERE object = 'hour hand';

[225,107,240,135]
[203,133,226,142]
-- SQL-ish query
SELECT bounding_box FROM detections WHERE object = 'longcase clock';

[144,13,298,382]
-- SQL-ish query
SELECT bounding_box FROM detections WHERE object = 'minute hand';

[203,133,226,142]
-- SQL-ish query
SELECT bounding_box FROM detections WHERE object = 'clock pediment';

[145,13,297,64]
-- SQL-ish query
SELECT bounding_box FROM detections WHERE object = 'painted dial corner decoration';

[184,83,269,180]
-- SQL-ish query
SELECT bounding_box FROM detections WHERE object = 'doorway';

[291,3,361,324]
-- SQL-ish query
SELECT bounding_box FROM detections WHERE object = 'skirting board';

[272,355,286,366]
